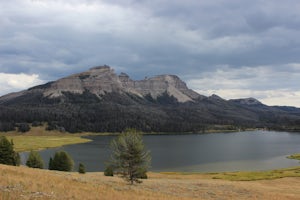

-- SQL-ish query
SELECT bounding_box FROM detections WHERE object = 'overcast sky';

[1,0,300,107]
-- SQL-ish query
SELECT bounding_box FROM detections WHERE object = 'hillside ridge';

[1,65,200,103]
[0,65,300,133]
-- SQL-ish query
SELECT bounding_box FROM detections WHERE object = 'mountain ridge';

[0,65,300,133]
[1,65,202,103]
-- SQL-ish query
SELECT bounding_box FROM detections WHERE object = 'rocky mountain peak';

[117,73,201,102]
[43,65,123,98]
[1,65,201,103]
[209,94,225,101]
[88,65,113,75]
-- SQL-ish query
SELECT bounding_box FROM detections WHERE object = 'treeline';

[0,103,251,133]
[1,91,300,133]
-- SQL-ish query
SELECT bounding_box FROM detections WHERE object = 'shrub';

[137,169,148,179]
[26,150,44,169]
[78,163,85,174]
[18,123,30,133]
[104,165,114,176]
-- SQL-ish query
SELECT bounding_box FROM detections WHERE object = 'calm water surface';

[20,131,300,172]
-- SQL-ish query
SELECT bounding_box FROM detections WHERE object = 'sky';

[1,0,300,107]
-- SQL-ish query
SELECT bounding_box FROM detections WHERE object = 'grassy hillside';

[1,164,300,200]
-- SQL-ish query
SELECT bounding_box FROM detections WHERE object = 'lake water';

[20,131,300,172]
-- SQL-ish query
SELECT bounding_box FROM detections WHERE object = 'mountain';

[1,66,202,104]
[1,65,300,133]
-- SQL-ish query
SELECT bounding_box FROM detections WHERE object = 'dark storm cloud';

[1,0,300,106]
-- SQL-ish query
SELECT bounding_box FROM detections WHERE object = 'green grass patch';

[7,135,91,152]
[0,126,92,152]
[160,166,300,181]
[209,167,300,181]
[287,153,300,160]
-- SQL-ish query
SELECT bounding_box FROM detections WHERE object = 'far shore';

[1,125,300,153]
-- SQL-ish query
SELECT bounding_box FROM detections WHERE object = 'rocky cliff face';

[118,72,201,102]
[25,65,201,103]
[43,66,123,98]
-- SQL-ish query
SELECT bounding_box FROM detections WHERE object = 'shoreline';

[83,128,257,136]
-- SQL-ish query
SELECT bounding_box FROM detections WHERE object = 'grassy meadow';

[0,126,91,152]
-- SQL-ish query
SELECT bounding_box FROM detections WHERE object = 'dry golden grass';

[1,164,300,200]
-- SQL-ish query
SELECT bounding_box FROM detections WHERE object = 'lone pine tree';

[108,129,151,184]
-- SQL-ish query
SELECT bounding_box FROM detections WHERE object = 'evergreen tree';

[18,123,30,133]
[0,136,20,166]
[26,150,44,169]
[108,129,151,184]
[48,157,53,170]
[14,152,20,166]
[78,163,85,174]
[50,151,74,171]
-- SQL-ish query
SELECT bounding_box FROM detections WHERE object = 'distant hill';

[1,65,300,133]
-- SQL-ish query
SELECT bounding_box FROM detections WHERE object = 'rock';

[30,65,201,103]
[44,66,123,98]
[118,74,201,102]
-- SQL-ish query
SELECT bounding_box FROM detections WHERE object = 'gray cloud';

[1,0,300,106]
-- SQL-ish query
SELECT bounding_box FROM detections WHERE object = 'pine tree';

[48,157,53,170]
[104,165,114,176]
[26,150,44,169]
[108,129,151,184]
[18,123,30,133]
[50,151,74,172]
[0,136,20,166]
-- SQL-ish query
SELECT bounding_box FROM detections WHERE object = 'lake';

[20,130,300,172]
